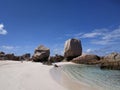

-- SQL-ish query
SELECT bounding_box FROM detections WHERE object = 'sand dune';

[0,61,67,90]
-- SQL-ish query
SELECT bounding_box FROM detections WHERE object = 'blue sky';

[0,0,120,56]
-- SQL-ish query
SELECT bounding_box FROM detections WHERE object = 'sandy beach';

[0,61,67,90]
[0,61,109,90]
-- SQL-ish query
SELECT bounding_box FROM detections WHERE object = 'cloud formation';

[0,45,20,55]
[91,27,120,45]
[0,45,34,55]
[86,48,92,53]
[66,25,120,45]
[51,44,64,55]
[80,32,102,38]
[1,45,14,50]
[0,24,7,35]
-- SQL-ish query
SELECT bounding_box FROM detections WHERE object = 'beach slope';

[0,61,67,90]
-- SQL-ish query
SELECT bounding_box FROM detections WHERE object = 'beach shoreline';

[58,63,120,90]
[50,62,101,90]
[0,60,113,90]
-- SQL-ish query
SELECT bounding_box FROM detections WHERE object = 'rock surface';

[49,54,64,63]
[0,51,5,55]
[22,53,31,60]
[100,52,120,70]
[0,52,21,61]
[5,53,15,60]
[101,61,120,70]
[64,38,82,60]
[0,51,5,60]
[104,52,120,61]
[72,54,100,64]
[32,45,50,62]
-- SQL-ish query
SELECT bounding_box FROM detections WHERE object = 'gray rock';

[104,52,120,61]
[72,54,100,64]
[64,38,82,60]
[32,45,50,62]
[101,61,120,70]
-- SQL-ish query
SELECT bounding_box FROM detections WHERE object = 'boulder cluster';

[31,38,82,63]
[0,52,30,61]
[1,38,120,70]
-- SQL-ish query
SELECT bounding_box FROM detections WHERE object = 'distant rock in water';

[32,45,50,62]
[64,38,82,61]
[72,54,100,64]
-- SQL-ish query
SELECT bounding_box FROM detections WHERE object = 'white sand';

[0,61,67,90]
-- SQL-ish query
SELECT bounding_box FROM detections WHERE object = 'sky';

[0,0,120,56]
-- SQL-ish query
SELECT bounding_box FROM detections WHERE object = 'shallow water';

[62,64,120,90]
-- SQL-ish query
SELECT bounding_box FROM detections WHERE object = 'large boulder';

[64,38,82,61]
[72,54,101,64]
[104,52,120,61]
[32,45,50,62]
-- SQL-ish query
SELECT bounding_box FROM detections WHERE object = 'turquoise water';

[62,64,120,90]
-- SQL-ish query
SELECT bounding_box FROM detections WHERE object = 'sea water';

[62,64,120,90]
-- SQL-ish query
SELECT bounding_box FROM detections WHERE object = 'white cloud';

[0,45,34,55]
[86,48,92,53]
[79,28,108,38]
[66,25,120,45]
[0,45,21,54]
[81,32,102,38]
[102,28,120,40]
[0,24,8,35]
[65,33,83,38]
[51,44,64,55]
[92,27,120,45]
[89,45,120,56]
[0,45,19,55]
[53,48,64,55]
[1,45,16,50]
[91,40,111,45]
